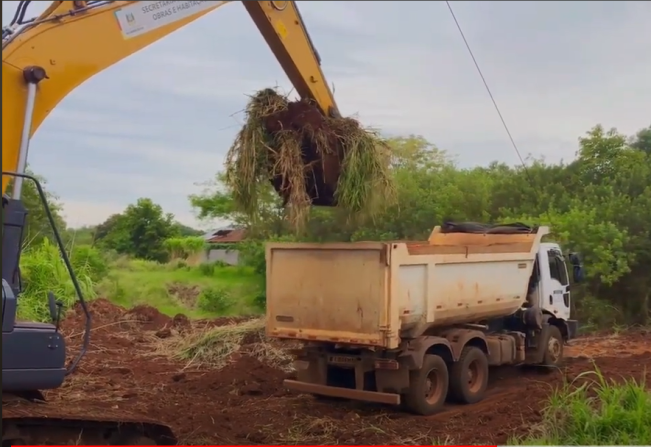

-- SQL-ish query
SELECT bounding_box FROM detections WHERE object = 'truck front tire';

[541,325,564,368]
[403,354,449,415]
[447,346,489,404]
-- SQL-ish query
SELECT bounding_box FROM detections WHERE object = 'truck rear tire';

[447,346,489,404]
[402,354,449,415]
[541,325,564,367]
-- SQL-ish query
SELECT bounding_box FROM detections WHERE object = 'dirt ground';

[5,300,651,445]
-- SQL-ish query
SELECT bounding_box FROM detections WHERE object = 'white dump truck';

[265,223,582,415]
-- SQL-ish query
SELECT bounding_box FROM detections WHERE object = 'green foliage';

[163,236,206,259]
[94,198,179,263]
[630,124,651,155]
[197,286,234,313]
[197,260,231,276]
[514,368,651,445]
[173,222,203,237]
[197,262,217,276]
[93,256,263,318]
[63,226,95,246]
[192,125,651,327]
[253,291,267,311]
[69,244,110,283]
[92,213,122,243]
[18,241,108,322]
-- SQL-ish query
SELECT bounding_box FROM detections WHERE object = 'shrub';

[18,240,98,322]
[515,368,651,445]
[163,236,206,260]
[197,287,234,314]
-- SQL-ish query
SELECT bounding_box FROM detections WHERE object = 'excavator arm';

[2,0,339,193]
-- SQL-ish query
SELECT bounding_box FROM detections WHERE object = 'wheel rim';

[424,368,444,404]
[467,359,485,393]
[548,336,562,363]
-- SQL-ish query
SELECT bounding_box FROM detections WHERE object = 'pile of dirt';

[10,304,651,445]
[225,88,394,229]
[63,300,257,341]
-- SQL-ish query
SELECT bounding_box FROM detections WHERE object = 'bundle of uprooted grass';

[225,88,394,229]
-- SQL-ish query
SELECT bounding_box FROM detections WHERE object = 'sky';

[3,1,650,229]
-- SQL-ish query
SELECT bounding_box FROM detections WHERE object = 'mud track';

[8,300,651,445]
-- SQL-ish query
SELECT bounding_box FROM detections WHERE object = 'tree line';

[15,123,650,328]
[15,177,202,263]
[190,124,651,328]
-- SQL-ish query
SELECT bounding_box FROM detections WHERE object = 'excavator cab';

[1,172,90,394]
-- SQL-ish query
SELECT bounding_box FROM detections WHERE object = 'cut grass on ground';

[97,258,263,318]
[513,368,650,445]
[154,318,295,372]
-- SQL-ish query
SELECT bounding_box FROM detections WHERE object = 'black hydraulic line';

[13,1,32,26]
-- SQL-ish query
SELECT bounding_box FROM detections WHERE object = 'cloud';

[3,1,650,228]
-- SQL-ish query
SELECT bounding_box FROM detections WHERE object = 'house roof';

[207,228,246,243]
[202,225,237,240]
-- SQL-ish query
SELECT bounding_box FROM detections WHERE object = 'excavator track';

[2,393,177,446]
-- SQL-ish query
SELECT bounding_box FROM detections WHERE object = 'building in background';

[202,225,246,265]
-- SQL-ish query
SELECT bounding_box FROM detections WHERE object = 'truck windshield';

[547,250,569,286]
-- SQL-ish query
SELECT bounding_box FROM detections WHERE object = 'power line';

[444,1,529,171]
[445,1,558,231]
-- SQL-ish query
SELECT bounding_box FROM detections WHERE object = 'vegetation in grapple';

[224,88,394,229]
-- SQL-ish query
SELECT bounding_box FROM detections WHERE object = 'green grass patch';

[513,367,650,445]
[17,240,103,322]
[96,257,264,318]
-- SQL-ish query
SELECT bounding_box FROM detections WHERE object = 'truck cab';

[528,242,579,339]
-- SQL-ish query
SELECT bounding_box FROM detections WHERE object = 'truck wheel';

[448,346,489,404]
[541,325,564,367]
[403,354,449,415]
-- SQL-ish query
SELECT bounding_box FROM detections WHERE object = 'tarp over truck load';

[265,225,549,350]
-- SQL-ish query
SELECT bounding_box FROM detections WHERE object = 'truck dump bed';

[266,226,548,350]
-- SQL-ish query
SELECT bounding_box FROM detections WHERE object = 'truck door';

[544,249,571,320]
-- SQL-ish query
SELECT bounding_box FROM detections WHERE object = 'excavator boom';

[1,1,337,444]
[2,0,339,192]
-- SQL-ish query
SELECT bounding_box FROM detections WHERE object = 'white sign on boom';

[114,1,227,39]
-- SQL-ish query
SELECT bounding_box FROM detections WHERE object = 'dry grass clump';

[225,88,394,230]
[155,318,294,371]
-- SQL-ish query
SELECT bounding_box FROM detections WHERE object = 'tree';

[93,214,123,244]
[96,198,179,262]
[189,172,286,237]
[173,222,203,237]
[630,125,651,155]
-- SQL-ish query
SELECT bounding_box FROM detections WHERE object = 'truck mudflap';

[566,319,579,340]
[284,379,401,405]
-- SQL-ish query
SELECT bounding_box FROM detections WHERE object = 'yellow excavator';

[2,1,338,444]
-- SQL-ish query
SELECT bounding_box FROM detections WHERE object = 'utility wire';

[444,1,532,179]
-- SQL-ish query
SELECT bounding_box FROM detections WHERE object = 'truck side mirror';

[568,252,584,283]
